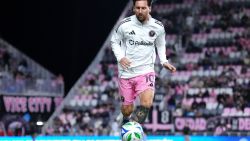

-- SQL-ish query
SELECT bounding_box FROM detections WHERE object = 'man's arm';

[111,27,124,62]
[111,26,131,69]
[155,29,176,72]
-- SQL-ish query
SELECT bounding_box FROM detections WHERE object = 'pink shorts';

[118,72,155,105]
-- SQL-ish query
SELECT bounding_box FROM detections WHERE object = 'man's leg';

[121,104,134,124]
[130,72,155,124]
[117,78,135,125]
[131,89,154,123]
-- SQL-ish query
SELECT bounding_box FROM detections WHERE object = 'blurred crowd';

[0,39,64,136]
[0,40,64,95]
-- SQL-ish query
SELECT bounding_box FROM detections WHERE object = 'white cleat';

[116,112,124,125]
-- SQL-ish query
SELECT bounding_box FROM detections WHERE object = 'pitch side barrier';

[0,136,250,141]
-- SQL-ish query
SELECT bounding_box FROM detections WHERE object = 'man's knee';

[121,105,133,117]
[140,89,154,108]
[140,99,153,108]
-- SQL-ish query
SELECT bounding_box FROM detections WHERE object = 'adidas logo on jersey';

[129,30,136,35]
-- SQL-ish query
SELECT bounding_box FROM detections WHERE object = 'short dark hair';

[133,0,152,7]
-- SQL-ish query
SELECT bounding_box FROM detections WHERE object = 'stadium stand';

[44,0,250,136]
[0,38,64,136]
[0,39,64,96]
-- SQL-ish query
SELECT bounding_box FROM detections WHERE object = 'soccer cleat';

[116,112,124,125]
[122,118,130,125]
[116,112,130,126]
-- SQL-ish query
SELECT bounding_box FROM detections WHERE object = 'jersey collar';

[132,15,153,26]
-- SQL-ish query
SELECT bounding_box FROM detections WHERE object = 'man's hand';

[163,62,176,73]
[119,57,131,69]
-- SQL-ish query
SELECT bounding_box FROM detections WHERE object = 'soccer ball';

[121,121,144,141]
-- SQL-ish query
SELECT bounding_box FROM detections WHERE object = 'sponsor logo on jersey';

[129,39,154,46]
[149,30,156,37]
[129,30,136,35]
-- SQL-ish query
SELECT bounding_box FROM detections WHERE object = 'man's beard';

[136,14,145,22]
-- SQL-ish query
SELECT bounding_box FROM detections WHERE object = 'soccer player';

[111,0,176,125]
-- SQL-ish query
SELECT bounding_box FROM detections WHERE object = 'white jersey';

[111,15,168,78]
